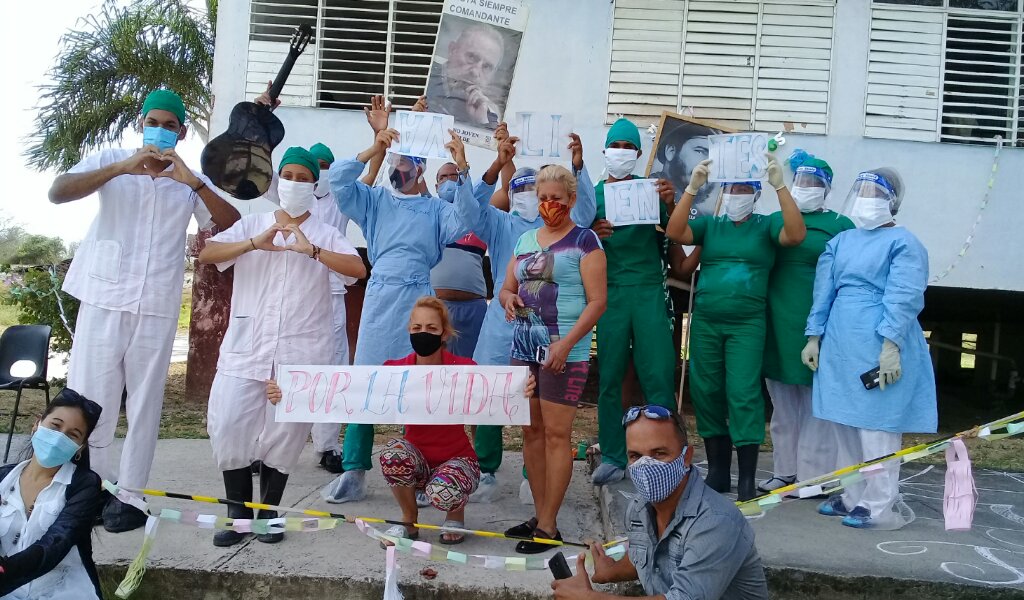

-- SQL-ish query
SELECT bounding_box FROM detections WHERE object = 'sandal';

[504,517,538,539]
[380,524,419,549]
[439,520,466,545]
[515,527,562,555]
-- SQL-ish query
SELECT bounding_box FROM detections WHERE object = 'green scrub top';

[763,210,855,385]
[689,213,782,320]
[595,177,670,287]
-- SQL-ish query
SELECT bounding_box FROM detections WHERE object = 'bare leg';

[535,399,578,536]
[521,395,547,520]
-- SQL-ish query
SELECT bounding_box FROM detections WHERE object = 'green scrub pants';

[688,311,766,447]
[474,425,503,474]
[342,424,374,471]
[597,284,677,469]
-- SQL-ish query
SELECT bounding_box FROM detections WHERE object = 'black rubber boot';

[256,463,290,544]
[703,436,733,493]
[214,468,254,547]
[736,444,760,502]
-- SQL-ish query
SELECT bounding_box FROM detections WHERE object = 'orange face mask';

[539,200,569,228]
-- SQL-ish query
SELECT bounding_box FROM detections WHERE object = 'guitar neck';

[268,52,301,100]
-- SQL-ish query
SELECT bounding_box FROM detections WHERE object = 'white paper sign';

[707,132,770,183]
[513,112,574,159]
[604,179,661,226]
[391,110,456,160]
[274,365,531,425]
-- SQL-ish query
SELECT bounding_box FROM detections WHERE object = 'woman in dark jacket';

[0,389,104,599]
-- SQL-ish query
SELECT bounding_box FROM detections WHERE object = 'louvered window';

[868,0,1023,146]
[606,0,837,133]
[247,0,443,111]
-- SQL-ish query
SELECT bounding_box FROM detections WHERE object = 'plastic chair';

[0,325,52,462]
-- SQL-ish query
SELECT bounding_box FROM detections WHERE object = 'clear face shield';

[791,166,831,213]
[715,181,762,222]
[841,172,898,230]
[509,170,539,222]
[381,152,427,197]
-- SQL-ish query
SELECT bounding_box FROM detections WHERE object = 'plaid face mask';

[627,449,689,503]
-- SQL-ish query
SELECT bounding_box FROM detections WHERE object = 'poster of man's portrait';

[645,112,736,219]
[426,0,528,148]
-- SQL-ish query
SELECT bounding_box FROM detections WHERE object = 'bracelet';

[310,245,320,261]
[249,238,256,251]
[191,180,207,193]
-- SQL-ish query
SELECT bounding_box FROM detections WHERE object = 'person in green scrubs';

[589,119,681,485]
[759,158,855,493]
[665,156,805,501]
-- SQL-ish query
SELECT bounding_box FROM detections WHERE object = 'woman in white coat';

[199,147,367,547]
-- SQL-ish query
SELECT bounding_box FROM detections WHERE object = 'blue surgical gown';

[330,157,480,365]
[471,166,597,366]
[805,226,937,433]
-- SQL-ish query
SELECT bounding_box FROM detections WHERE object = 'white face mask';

[314,168,330,197]
[510,190,539,222]
[791,186,827,213]
[604,148,638,179]
[722,193,757,222]
[850,196,893,230]
[277,179,316,217]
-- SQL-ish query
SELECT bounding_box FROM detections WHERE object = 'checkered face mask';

[628,449,689,504]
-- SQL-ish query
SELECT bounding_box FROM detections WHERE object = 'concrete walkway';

[7,436,1023,598]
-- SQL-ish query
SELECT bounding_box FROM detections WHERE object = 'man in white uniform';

[307,142,355,473]
[48,89,241,533]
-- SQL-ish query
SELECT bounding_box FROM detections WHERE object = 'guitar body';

[201,24,312,200]
[201,102,284,200]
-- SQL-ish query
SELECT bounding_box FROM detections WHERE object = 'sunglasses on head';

[622,405,686,434]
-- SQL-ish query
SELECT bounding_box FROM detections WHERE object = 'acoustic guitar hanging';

[201,24,313,200]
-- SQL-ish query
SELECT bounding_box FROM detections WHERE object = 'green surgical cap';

[803,157,834,182]
[279,146,320,181]
[605,118,642,149]
[309,143,335,165]
[142,89,187,125]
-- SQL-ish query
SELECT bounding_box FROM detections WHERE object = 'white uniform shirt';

[211,211,359,381]
[62,148,214,319]
[311,188,353,296]
[0,462,99,600]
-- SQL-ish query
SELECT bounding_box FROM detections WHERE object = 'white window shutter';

[680,0,760,131]
[316,1,392,111]
[754,2,835,134]
[247,0,318,107]
[606,0,687,125]
[388,1,443,109]
[864,7,943,142]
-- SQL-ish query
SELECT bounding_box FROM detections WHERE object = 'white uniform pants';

[765,380,839,481]
[68,302,177,489]
[207,373,312,474]
[834,425,902,518]
[311,293,348,455]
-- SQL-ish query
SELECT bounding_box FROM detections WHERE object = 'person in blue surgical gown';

[802,167,936,530]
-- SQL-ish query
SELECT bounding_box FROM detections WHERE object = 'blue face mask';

[31,427,81,468]
[437,179,458,203]
[142,126,179,151]
[627,448,689,503]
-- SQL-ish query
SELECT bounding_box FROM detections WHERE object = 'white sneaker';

[519,478,534,505]
[323,469,367,503]
[469,473,498,504]
[592,463,625,486]
[757,475,796,494]
[415,490,430,508]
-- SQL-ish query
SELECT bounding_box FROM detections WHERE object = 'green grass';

[177,288,192,332]
[0,303,19,329]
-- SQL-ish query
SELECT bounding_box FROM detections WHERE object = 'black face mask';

[410,332,444,357]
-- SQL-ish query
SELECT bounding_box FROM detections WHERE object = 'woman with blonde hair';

[499,164,607,554]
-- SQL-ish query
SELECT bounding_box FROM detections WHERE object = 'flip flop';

[380,524,419,549]
[439,520,466,545]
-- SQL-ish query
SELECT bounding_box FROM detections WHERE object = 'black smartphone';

[860,366,881,390]
[536,345,549,364]
[548,551,573,580]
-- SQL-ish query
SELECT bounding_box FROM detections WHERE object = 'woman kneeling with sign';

[372,297,534,545]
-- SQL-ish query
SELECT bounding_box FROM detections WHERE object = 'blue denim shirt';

[624,471,768,600]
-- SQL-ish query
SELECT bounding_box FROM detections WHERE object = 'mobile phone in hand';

[861,366,881,390]
[536,345,549,364]
[548,551,572,580]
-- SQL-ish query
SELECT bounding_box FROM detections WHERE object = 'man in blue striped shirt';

[552,405,768,600]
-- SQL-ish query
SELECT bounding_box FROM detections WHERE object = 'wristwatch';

[457,165,471,184]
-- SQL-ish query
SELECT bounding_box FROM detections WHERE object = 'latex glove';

[685,159,711,196]
[766,153,786,190]
[800,336,820,372]
[878,338,902,390]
